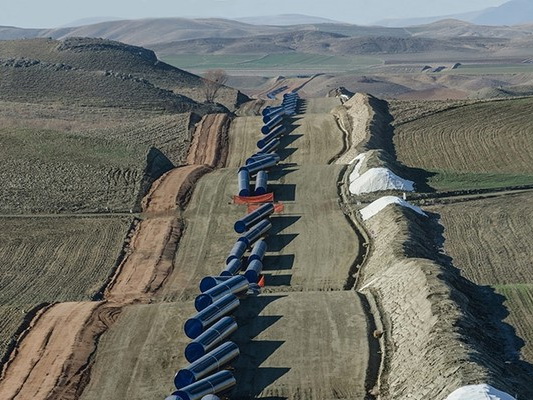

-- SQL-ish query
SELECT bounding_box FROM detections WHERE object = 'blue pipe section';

[238,219,272,247]
[245,153,279,166]
[174,341,240,389]
[220,258,242,277]
[195,275,249,311]
[283,100,297,107]
[257,125,286,148]
[263,109,285,123]
[262,105,284,116]
[200,396,220,400]
[244,259,263,283]
[225,240,247,264]
[169,370,236,400]
[261,114,283,134]
[243,156,279,176]
[254,170,268,196]
[184,294,240,339]
[185,316,237,363]
[249,239,267,263]
[257,138,280,154]
[238,169,250,197]
[234,202,275,234]
[199,276,233,293]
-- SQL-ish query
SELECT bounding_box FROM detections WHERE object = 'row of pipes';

[266,85,288,99]
[165,92,300,400]
[238,92,299,197]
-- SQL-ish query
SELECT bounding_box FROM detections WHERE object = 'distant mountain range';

[235,14,344,26]
[2,11,533,57]
[378,0,533,27]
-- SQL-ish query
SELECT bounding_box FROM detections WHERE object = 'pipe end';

[184,342,205,363]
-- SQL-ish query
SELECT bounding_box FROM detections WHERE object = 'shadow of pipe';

[262,254,295,271]
[265,233,298,252]
[269,216,301,235]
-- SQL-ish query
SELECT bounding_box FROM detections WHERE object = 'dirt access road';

[80,97,375,400]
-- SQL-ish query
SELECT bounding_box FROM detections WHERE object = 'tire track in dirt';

[0,113,231,400]
[330,93,384,397]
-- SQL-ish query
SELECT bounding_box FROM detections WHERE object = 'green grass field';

[427,170,533,191]
[162,53,383,74]
[446,64,533,75]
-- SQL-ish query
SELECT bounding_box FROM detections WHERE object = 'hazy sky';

[0,0,509,28]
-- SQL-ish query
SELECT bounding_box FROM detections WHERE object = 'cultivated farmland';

[0,216,132,363]
[392,97,533,191]
[429,192,533,363]
[0,107,192,214]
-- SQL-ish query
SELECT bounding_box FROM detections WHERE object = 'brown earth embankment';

[356,205,533,398]
[187,113,231,168]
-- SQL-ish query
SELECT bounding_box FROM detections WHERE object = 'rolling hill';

[406,19,533,39]
[0,17,412,47]
[151,30,507,56]
[235,14,344,25]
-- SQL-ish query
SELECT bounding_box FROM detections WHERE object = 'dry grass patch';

[493,284,533,362]
[430,193,533,364]
[0,107,192,213]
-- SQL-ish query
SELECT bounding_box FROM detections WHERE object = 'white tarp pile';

[349,153,367,179]
[349,167,415,195]
[348,152,415,195]
[360,196,427,221]
[445,384,516,400]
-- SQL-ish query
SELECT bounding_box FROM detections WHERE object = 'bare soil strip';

[142,165,211,214]
[186,113,231,168]
[0,303,99,399]
[104,217,183,303]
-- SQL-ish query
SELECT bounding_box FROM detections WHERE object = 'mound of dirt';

[187,113,232,168]
[357,205,531,398]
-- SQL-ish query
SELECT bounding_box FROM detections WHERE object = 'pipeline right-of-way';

[164,92,299,400]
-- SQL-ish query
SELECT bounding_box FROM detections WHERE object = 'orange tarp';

[233,193,274,204]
